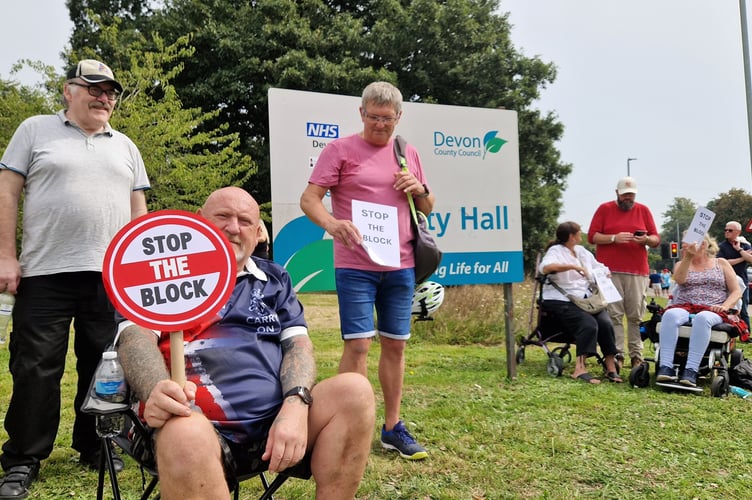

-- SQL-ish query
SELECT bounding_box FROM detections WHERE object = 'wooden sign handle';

[170,331,186,387]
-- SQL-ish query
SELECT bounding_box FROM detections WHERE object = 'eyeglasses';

[362,111,398,124]
[68,82,120,100]
[725,229,737,232]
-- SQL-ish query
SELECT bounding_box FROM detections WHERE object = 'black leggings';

[542,300,618,358]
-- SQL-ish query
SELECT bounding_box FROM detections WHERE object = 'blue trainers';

[656,365,677,382]
[380,421,428,460]
[680,368,698,387]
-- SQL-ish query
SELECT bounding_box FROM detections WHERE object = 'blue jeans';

[335,268,414,340]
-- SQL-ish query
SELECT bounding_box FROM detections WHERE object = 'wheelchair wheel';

[711,374,729,397]
[551,346,572,364]
[731,349,744,369]
[516,347,525,364]
[546,353,564,377]
[629,362,650,388]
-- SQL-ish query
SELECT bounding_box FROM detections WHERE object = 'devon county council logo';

[482,131,507,159]
[434,129,508,160]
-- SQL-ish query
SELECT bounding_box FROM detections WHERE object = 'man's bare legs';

[339,336,405,430]
[308,373,375,499]
[155,413,231,500]
[155,373,374,500]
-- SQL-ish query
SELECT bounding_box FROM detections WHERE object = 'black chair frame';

[82,382,310,500]
[516,272,607,377]
[630,301,745,396]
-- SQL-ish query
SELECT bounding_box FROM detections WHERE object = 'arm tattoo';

[279,335,316,392]
[116,326,170,402]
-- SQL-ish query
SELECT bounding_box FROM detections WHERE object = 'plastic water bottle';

[0,292,15,344]
[94,350,127,437]
[730,385,752,399]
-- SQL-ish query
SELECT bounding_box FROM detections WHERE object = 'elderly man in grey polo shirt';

[0,59,150,499]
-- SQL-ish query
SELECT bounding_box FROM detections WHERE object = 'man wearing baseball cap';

[0,58,149,498]
[588,176,660,370]
[66,59,124,93]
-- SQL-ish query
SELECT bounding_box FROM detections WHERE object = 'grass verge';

[1,282,752,498]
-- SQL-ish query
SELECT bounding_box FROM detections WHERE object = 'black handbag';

[393,135,442,284]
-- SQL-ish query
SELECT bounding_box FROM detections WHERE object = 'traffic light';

[660,243,670,259]
[670,241,678,259]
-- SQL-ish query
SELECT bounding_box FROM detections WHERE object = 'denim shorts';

[335,268,415,340]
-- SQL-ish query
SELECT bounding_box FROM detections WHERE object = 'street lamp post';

[740,0,752,181]
[627,157,637,176]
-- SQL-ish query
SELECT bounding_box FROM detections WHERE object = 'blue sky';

[0,0,71,86]
[3,0,752,232]
[502,0,752,232]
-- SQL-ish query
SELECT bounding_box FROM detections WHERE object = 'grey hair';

[726,221,742,231]
[62,81,75,109]
[361,82,402,114]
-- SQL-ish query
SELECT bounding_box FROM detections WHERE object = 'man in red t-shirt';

[588,177,660,368]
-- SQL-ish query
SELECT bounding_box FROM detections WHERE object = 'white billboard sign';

[268,88,523,291]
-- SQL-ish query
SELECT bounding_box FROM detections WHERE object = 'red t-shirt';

[587,200,658,275]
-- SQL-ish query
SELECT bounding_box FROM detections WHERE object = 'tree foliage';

[659,197,697,243]
[0,78,56,252]
[654,191,752,270]
[651,197,697,270]
[66,0,156,64]
[0,82,54,152]
[706,189,752,243]
[5,16,252,214]
[67,0,571,272]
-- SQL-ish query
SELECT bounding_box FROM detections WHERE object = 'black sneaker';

[680,368,698,387]
[0,464,39,500]
[656,365,677,382]
[79,448,124,473]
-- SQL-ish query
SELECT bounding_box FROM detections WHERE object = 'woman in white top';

[539,221,621,384]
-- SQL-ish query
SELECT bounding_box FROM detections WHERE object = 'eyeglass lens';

[69,82,119,100]
[363,112,397,124]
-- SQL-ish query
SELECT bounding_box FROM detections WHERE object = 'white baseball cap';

[616,176,638,195]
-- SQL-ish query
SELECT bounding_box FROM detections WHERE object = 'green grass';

[2,283,752,498]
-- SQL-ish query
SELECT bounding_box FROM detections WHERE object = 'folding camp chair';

[82,383,311,500]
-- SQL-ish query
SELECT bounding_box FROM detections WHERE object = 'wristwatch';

[610,235,616,243]
[284,386,313,406]
[415,184,430,198]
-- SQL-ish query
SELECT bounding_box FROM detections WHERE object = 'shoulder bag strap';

[547,278,573,299]
[393,135,419,226]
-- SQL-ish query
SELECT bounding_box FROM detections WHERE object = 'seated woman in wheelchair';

[539,221,622,384]
[656,234,742,387]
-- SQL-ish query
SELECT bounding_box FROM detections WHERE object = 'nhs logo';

[306,122,339,138]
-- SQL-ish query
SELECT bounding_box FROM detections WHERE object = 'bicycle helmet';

[411,281,445,317]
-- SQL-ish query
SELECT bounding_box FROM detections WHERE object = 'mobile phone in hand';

[634,230,646,236]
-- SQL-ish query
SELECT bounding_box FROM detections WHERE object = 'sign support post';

[170,332,187,386]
